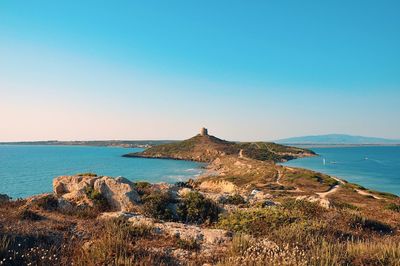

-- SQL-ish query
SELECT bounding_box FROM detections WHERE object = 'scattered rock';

[249,190,273,204]
[264,200,277,207]
[177,187,192,197]
[153,222,231,245]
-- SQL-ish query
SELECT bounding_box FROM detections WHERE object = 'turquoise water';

[0,145,203,198]
[283,146,400,195]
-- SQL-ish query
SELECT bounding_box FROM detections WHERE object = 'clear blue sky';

[0,0,399,141]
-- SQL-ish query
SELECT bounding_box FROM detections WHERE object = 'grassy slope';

[123,134,315,163]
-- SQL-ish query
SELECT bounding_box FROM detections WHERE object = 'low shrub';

[175,181,193,189]
[220,194,246,205]
[177,191,220,224]
[349,215,393,234]
[142,191,176,221]
[35,194,59,211]
[18,209,43,221]
[281,199,325,219]
[218,208,297,236]
[84,187,110,211]
[77,173,97,177]
[385,203,400,212]
[175,237,200,251]
[74,218,174,265]
[331,200,359,211]
[134,181,152,196]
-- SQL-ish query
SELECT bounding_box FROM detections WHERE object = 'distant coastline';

[0,140,177,149]
[284,143,400,148]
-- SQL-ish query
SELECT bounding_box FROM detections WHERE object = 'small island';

[1,129,399,265]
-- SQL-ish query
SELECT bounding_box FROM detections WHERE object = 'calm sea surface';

[283,146,400,195]
[0,145,203,198]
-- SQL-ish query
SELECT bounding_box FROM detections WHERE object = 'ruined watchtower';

[200,127,208,136]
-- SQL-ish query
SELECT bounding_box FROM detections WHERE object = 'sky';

[0,0,399,141]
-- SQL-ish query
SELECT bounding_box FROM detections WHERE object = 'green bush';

[177,191,220,224]
[175,181,193,189]
[349,215,393,234]
[218,208,297,236]
[85,187,110,211]
[281,199,325,219]
[142,191,176,221]
[220,194,246,205]
[77,173,98,177]
[35,195,59,211]
[134,181,152,196]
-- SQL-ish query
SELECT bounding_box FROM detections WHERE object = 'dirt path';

[316,176,344,198]
[316,184,340,198]
[355,189,382,200]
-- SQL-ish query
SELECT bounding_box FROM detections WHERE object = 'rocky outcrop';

[93,176,140,211]
[53,175,140,212]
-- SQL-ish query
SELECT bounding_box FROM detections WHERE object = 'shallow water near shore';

[282,146,400,195]
[0,145,203,198]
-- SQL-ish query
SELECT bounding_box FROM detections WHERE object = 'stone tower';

[200,127,208,136]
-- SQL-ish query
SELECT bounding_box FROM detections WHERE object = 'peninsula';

[1,129,399,265]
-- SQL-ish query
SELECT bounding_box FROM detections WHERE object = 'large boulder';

[53,175,98,199]
[93,176,140,212]
[53,175,140,212]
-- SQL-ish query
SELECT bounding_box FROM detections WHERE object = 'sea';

[0,145,203,198]
[282,146,400,196]
[1,145,399,198]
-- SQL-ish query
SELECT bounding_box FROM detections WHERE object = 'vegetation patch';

[77,173,98,177]
[142,191,176,221]
[134,181,152,196]
[18,209,43,221]
[219,194,246,205]
[177,191,220,224]
[349,214,393,235]
[217,208,298,236]
[385,203,400,212]
[175,237,200,251]
[84,187,110,211]
[35,194,59,211]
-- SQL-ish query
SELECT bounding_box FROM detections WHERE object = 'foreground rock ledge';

[53,174,140,212]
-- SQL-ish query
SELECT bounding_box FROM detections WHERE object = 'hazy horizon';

[1,1,400,142]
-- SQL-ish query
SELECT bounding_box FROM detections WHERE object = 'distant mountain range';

[276,134,400,145]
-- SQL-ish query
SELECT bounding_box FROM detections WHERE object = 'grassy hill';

[123,133,315,162]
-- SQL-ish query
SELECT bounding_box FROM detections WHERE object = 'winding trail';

[355,189,382,200]
[316,176,344,198]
